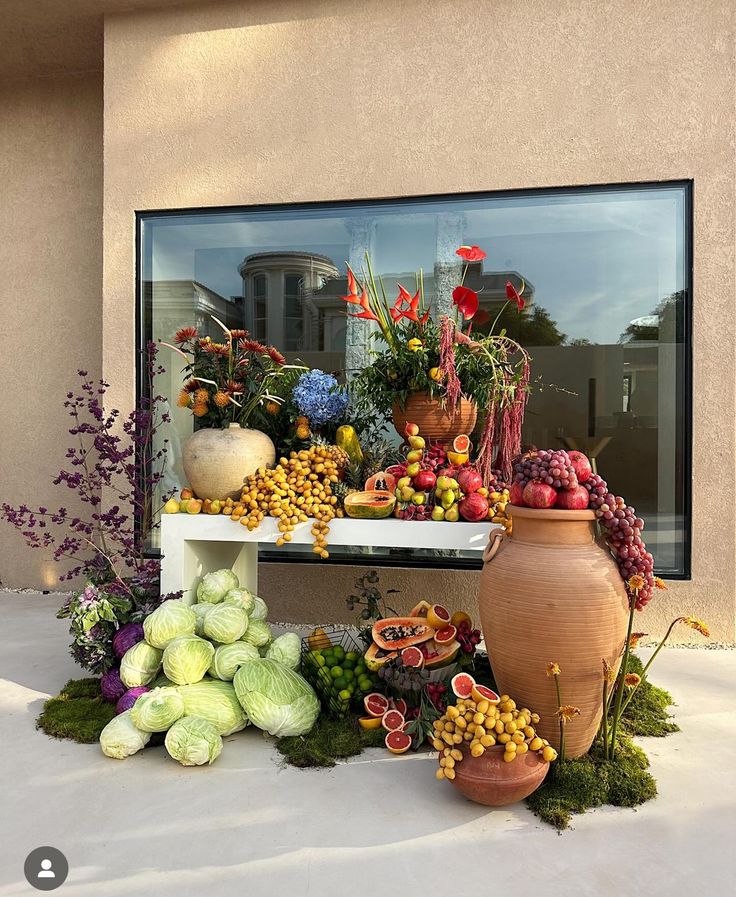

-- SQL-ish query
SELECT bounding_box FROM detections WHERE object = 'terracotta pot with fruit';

[391,392,477,449]
[478,449,632,758]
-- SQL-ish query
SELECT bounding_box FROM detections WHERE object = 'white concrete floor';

[1,591,735,897]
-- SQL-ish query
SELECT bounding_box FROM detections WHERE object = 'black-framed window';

[138,181,692,577]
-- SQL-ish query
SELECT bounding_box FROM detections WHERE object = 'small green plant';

[345,571,400,645]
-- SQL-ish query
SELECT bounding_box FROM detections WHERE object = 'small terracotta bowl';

[449,744,549,806]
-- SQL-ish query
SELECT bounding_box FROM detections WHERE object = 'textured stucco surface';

[0,73,104,588]
[101,0,736,642]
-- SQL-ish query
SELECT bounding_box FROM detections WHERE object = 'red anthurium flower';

[456,245,487,262]
[452,285,479,320]
[505,279,525,310]
[473,308,491,326]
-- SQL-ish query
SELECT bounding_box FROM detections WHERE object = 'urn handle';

[482,529,505,564]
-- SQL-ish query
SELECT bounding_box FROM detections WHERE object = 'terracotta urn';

[391,391,477,447]
[478,505,629,758]
[449,744,549,806]
[182,423,275,501]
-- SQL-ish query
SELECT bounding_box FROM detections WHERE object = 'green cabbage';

[120,641,163,688]
[163,635,215,685]
[233,658,319,737]
[192,603,215,636]
[177,678,248,735]
[151,672,176,689]
[130,687,185,732]
[249,595,269,621]
[143,600,197,648]
[165,715,223,766]
[99,710,151,759]
[196,569,239,603]
[210,642,260,681]
[223,588,256,614]
[266,633,301,671]
[203,604,248,644]
[241,618,272,648]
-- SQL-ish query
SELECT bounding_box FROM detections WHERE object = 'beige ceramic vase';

[182,423,276,501]
[391,391,477,447]
[478,505,629,758]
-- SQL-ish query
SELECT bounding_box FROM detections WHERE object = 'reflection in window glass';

[140,184,690,575]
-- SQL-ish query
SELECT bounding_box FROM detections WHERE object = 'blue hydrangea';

[292,369,349,427]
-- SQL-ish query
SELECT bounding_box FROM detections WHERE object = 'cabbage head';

[130,686,185,732]
[210,642,260,681]
[151,672,176,689]
[143,599,196,648]
[223,588,256,615]
[241,618,272,648]
[196,569,239,604]
[100,710,151,759]
[177,678,248,735]
[163,635,214,685]
[265,633,301,671]
[233,658,319,737]
[120,641,163,688]
[192,603,215,636]
[203,603,248,644]
[165,716,223,766]
[249,595,269,621]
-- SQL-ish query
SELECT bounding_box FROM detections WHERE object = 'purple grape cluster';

[512,449,578,490]
[584,474,655,609]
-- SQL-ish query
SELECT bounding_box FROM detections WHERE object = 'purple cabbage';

[116,686,150,714]
[113,623,145,659]
[101,666,126,703]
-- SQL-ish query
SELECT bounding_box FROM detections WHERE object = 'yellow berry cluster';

[433,694,557,781]
[225,445,345,557]
[488,488,512,533]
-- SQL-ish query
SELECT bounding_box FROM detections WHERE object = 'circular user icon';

[24,847,68,891]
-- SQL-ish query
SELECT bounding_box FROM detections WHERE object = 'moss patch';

[619,655,679,737]
[36,678,116,743]
[277,715,385,768]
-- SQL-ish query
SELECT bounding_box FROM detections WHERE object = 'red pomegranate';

[459,492,489,522]
[555,484,590,510]
[568,451,593,485]
[509,481,526,506]
[456,468,483,494]
[522,481,557,509]
[413,469,437,491]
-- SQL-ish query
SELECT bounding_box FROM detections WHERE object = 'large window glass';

[139,183,691,575]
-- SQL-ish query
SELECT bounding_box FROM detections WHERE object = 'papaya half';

[344,490,396,519]
[372,616,435,651]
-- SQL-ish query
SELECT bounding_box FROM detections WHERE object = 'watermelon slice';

[451,672,476,699]
[364,693,390,718]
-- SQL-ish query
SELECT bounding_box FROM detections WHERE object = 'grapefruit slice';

[385,729,412,754]
[453,434,472,454]
[451,672,476,699]
[364,693,390,718]
[401,646,425,669]
[434,624,458,645]
[426,604,451,629]
[471,684,500,704]
[392,697,408,717]
[381,709,406,731]
[451,610,472,628]
[358,716,382,730]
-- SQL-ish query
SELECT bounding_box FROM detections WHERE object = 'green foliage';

[474,304,566,346]
[276,714,385,768]
[37,678,116,743]
[619,654,679,738]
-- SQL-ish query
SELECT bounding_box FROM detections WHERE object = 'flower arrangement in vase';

[345,246,530,483]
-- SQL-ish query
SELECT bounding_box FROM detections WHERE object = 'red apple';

[458,492,489,522]
[555,484,590,510]
[522,480,558,509]
[456,468,483,494]
[404,422,420,437]
[567,450,593,485]
[413,469,437,491]
[509,481,526,506]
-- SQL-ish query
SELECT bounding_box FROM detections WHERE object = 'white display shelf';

[160,514,497,604]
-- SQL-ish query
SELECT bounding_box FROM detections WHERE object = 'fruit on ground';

[451,672,476,699]
[567,450,593,484]
[372,617,435,651]
[434,624,458,645]
[364,692,390,718]
[522,480,557,509]
[400,646,425,669]
[381,709,406,731]
[344,490,397,519]
[555,484,590,510]
[471,684,500,704]
[426,604,451,629]
[409,600,431,618]
[456,467,483,494]
[413,469,437,491]
[358,716,382,730]
[364,470,397,493]
[451,610,472,628]
[453,434,472,453]
[385,729,412,754]
[509,481,526,506]
[459,492,490,522]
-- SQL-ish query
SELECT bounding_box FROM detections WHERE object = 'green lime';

[330,666,343,679]
[333,676,347,690]
[315,654,326,667]
[317,669,331,686]
[338,689,351,701]
[354,663,366,676]
[342,657,356,670]
[358,676,372,692]
[343,669,355,682]
[345,651,359,663]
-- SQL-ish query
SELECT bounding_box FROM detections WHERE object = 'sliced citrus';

[453,434,472,454]
[392,697,408,717]
[451,672,476,699]
[381,709,406,731]
[447,451,469,466]
[471,684,500,704]
[363,692,390,718]
[434,624,458,645]
[358,716,382,730]
[450,610,472,628]
[401,646,424,669]
[385,729,412,754]
[426,603,451,629]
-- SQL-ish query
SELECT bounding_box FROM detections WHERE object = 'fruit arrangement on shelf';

[301,627,380,716]
[510,448,655,607]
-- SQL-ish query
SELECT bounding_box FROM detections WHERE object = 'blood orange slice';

[451,672,476,699]
[453,434,472,454]
[471,684,500,704]
[401,646,425,669]
[392,697,408,717]
[381,709,406,731]
[358,716,382,730]
[364,693,390,718]
[426,604,451,629]
[434,624,457,645]
[385,729,412,754]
